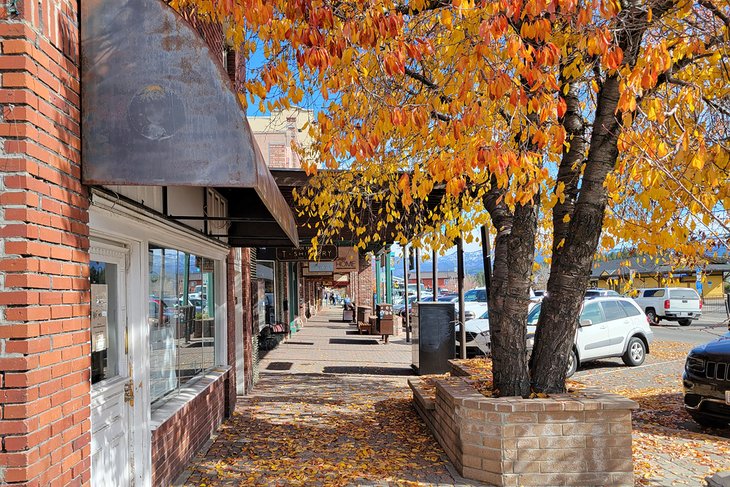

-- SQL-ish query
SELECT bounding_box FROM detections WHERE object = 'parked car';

[585,288,621,299]
[393,295,418,317]
[408,295,475,319]
[456,309,538,357]
[527,296,653,377]
[683,333,730,427]
[634,287,702,326]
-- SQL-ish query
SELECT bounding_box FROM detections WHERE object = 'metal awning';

[80,0,298,246]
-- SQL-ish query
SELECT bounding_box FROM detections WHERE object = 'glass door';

[90,245,133,486]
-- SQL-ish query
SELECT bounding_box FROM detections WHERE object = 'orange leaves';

[398,173,413,207]
[383,49,406,76]
[519,18,552,42]
[296,47,331,70]
[603,46,624,70]
[446,177,467,196]
[557,96,567,118]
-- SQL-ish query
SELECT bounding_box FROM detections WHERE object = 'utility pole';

[432,249,438,297]
[404,245,410,343]
[415,247,422,301]
[457,237,466,359]
[385,246,393,303]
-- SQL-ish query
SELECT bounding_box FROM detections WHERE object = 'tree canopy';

[178,0,730,393]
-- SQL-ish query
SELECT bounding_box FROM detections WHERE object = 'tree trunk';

[485,187,536,397]
[528,1,677,392]
[530,75,622,393]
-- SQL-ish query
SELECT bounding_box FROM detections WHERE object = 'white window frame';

[90,189,231,487]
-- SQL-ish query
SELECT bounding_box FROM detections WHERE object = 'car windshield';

[527,303,541,325]
[478,309,489,319]
[464,289,486,302]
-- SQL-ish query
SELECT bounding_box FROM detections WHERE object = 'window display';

[149,245,216,404]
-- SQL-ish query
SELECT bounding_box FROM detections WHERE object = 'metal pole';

[385,246,393,303]
[415,248,422,301]
[457,237,466,359]
[432,249,438,297]
[404,245,410,343]
[481,225,492,302]
[375,252,382,304]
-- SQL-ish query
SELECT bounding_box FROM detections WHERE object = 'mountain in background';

[391,249,545,278]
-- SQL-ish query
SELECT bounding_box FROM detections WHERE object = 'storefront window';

[149,245,216,404]
[256,261,276,331]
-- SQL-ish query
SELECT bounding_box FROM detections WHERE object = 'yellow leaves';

[441,9,453,28]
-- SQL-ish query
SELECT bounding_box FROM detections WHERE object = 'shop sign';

[335,247,358,272]
[303,261,335,276]
[277,245,337,262]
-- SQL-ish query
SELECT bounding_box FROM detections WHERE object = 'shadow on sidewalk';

[322,365,415,376]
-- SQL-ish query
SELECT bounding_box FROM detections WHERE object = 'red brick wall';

[150,375,226,486]
[0,1,90,486]
[357,252,373,308]
[240,249,253,392]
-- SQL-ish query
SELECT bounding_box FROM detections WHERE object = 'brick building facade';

[0,1,90,485]
[0,2,380,486]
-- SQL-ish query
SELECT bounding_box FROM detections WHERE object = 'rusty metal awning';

[80,0,298,246]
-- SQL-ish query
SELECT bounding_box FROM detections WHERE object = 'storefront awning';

[80,0,298,246]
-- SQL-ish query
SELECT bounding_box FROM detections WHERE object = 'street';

[649,310,729,345]
[574,311,730,485]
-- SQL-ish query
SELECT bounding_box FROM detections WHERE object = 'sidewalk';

[178,306,483,486]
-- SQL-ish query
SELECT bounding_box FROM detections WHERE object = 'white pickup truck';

[634,287,702,326]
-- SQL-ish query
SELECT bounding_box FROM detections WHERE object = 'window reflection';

[91,261,118,384]
[149,245,216,405]
[256,261,276,332]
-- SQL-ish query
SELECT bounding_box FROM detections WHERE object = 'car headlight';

[686,356,705,373]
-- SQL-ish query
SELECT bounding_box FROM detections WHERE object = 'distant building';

[407,271,459,293]
[249,108,314,169]
[591,255,729,298]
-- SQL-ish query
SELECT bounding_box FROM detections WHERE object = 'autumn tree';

[180,0,730,395]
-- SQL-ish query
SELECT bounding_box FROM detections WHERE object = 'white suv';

[527,297,654,377]
[634,287,702,326]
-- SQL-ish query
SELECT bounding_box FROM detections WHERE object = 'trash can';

[412,302,455,375]
[357,306,372,325]
[376,303,393,334]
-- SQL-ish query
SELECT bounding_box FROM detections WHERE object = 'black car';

[683,332,730,427]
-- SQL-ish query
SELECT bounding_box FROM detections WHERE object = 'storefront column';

[385,246,393,304]
[375,253,382,303]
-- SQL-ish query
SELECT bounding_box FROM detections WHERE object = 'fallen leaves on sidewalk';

[185,375,452,486]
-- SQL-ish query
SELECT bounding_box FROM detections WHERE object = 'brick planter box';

[409,374,637,486]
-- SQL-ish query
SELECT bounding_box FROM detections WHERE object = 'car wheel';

[622,337,646,366]
[645,308,658,324]
[678,319,692,326]
[689,412,727,428]
[566,349,578,378]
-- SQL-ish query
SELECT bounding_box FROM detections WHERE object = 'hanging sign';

[277,245,337,262]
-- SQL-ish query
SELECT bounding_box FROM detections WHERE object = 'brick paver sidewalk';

[177,306,483,486]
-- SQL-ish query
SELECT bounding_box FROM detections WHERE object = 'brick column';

[357,252,373,308]
[0,2,90,485]
[240,249,253,393]
[225,249,236,415]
